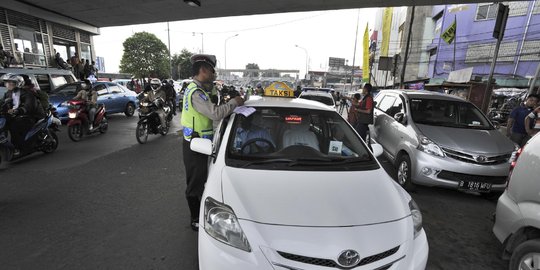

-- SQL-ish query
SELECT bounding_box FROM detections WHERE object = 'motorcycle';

[66,99,108,142]
[136,97,172,144]
[0,99,59,165]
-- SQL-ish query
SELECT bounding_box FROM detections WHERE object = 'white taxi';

[191,82,428,270]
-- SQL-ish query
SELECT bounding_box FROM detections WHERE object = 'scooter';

[66,100,108,142]
[0,100,59,165]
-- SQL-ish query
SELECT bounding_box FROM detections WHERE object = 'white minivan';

[493,133,540,269]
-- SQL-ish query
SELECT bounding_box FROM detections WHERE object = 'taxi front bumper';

[198,219,428,270]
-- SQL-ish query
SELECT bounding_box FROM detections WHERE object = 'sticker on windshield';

[329,141,343,155]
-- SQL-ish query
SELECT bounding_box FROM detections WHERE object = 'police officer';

[181,54,244,231]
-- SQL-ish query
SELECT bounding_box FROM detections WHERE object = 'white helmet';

[150,78,161,91]
[2,74,24,88]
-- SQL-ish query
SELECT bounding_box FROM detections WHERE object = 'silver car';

[370,90,517,194]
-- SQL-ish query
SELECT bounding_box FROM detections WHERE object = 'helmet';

[256,83,262,88]
[150,78,161,91]
[3,74,24,88]
[161,79,169,85]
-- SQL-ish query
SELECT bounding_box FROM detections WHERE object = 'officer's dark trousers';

[182,139,209,221]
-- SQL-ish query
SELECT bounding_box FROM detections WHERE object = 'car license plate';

[458,181,492,192]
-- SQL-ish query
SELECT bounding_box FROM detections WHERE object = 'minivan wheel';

[509,239,540,270]
[396,154,416,191]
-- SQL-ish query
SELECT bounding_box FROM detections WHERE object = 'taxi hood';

[221,167,411,227]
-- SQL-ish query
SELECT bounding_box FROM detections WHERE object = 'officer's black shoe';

[191,219,199,232]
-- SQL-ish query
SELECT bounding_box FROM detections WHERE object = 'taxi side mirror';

[371,143,384,157]
[190,138,213,156]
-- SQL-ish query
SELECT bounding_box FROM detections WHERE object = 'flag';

[381,7,393,57]
[363,24,370,83]
[442,19,457,44]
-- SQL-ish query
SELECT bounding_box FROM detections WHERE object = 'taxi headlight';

[409,199,423,238]
[204,197,251,252]
[417,135,445,157]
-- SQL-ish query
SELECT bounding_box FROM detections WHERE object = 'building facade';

[428,2,540,87]
[0,3,98,69]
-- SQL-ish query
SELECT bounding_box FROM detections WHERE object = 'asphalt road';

[0,113,509,270]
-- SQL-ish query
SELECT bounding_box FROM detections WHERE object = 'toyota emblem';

[337,250,361,268]
[474,155,488,163]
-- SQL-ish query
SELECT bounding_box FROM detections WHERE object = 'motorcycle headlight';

[417,135,445,157]
[204,197,251,252]
[409,199,423,239]
[68,112,78,119]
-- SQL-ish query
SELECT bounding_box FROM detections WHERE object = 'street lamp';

[295,44,309,79]
[224,34,239,70]
[193,32,204,53]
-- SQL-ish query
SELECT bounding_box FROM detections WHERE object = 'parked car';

[0,68,77,97]
[49,81,138,121]
[493,133,540,269]
[298,87,336,110]
[370,90,517,193]
[192,83,428,270]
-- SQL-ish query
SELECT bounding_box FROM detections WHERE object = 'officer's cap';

[190,54,217,68]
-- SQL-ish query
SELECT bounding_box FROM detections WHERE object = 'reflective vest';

[181,82,213,141]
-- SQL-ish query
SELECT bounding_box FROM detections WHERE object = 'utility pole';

[400,6,415,88]
[484,4,509,111]
[167,22,172,79]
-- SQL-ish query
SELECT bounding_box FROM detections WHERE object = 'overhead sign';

[329,57,346,67]
[264,82,294,97]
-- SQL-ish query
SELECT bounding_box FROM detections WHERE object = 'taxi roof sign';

[264,82,295,98]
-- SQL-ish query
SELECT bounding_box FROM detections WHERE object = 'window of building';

[80,43,92,61]
[476,3,498,21]
[11,27,46,66]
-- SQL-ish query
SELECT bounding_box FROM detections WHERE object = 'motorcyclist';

[73,80,98,130]
[161,79,177,115]
[142,78,168,131]
[1,74,41,155]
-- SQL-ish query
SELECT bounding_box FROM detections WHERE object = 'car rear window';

[300,95,335,106]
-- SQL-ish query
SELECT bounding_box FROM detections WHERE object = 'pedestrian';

[507,94,539,147]
[294,85,302,97]
[0,45,11,68]
[525,102,540,138]
[181,54,244,231]
[70,52,80,78]
[78,58,85,80]
[83,59,91,78]
[354,84,374,141]
[347,93,361,127]
[55,52,69,70]
[90,60,98,78]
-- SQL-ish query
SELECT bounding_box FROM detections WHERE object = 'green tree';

[119,32,170,78]
[171,49,194,80]
[243,63,260,77]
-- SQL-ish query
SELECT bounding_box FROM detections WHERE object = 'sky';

[93,8,377,77]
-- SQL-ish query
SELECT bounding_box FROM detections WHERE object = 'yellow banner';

[381,7,393,57]
[442,20,457,44]
[363,24,370,83]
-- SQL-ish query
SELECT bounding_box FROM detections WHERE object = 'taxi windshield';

[225,107,377,171]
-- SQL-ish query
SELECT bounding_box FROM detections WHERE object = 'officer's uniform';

[181,55,240,226]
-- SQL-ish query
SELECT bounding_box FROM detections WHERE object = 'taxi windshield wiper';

[241,158,294,168]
